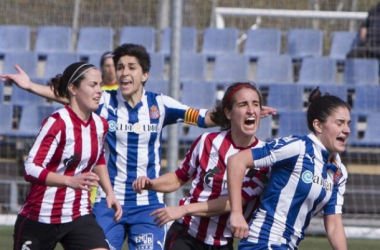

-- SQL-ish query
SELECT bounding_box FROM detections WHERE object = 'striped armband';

[184,108,200,125]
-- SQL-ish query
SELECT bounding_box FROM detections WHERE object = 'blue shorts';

[93,199,166,250]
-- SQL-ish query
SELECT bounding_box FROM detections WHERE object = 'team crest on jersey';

[149,105,160,119]
[333,168,342,184]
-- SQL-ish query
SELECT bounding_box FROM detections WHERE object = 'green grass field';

[3,225,380,249]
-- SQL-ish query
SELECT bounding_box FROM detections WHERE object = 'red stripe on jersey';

[195,133,230,244]
[177,131,268,245]
[22,114,66,222]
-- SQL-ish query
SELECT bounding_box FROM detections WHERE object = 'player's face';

[74,69,103,112]
[102,57,116,83]
[318,106,351,154]
[116,55,148,100]
[226,88,261,140]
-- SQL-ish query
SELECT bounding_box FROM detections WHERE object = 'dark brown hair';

[307,87,351,133]
[210,82,262,131]
[50,62,96,99]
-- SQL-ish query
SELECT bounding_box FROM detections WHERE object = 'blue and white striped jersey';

[246,133,347,249]
[95,89,208,206]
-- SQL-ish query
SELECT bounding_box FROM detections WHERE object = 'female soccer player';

[1,44,275,250]
[228,87,349,250]
[133,82,270,250]
[9,62,122,250]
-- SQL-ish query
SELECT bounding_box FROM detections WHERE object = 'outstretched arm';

[324,214,347,250]
[133,172,185,194]
[151,196,232,227]
[0,65,68,104]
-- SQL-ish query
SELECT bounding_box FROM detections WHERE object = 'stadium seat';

[266,84,304,111]
[86,52,103,68]
[145,79,169,96]
[76,27,114,55]
[212,54,249,82]
[256,115,273,141]
[180,53,207,81]
[119,26,155,53]
[160,27,197,58]
[329,31,357,62]
[276,110,310,138]
[297,57,337,85]
[342,58,379,85]
[201,28,238,59]
[286,28,323,59]
[255,54,294,84]
[359,114,380,146]
[11,85,47,106]
[2,52,38,79]
[181,81,217,109]
[149,53,165,80]
[352,86,380,112]
[43,52,80,79]
[0,25,30,55]
[0,103,13,135]
[243,28,281,60]
[35,26,72,56]
[13,105,59,137]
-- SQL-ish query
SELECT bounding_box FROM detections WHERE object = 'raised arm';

[227,148,255,239]
[324,214,347,250]
[133,172,185,194]
[0,65,68,104]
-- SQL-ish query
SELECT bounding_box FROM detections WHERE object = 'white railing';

[214,7,367,29]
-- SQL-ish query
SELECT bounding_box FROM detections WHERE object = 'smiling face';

[225,88,261,145]
[116,55,148,102]
[71,68,103,113]
[314,106,351,154]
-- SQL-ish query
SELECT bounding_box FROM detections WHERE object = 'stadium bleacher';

[286,28,324,60]
[297,57,337,85]
[211,54,250,82]
[35,26,73,57]
[76,26,114,58]
[119,26,156,53]
[201,27,239,59]
[0,23,379,224]
[160,27,198,58]
[243,28,282,60]
[0,25,30,56]
[329,31,358,63]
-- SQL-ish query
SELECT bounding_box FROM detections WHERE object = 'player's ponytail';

[307,87,350,133]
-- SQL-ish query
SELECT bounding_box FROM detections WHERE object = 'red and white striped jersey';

[175,131,270,246]
[19,105,108,224]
